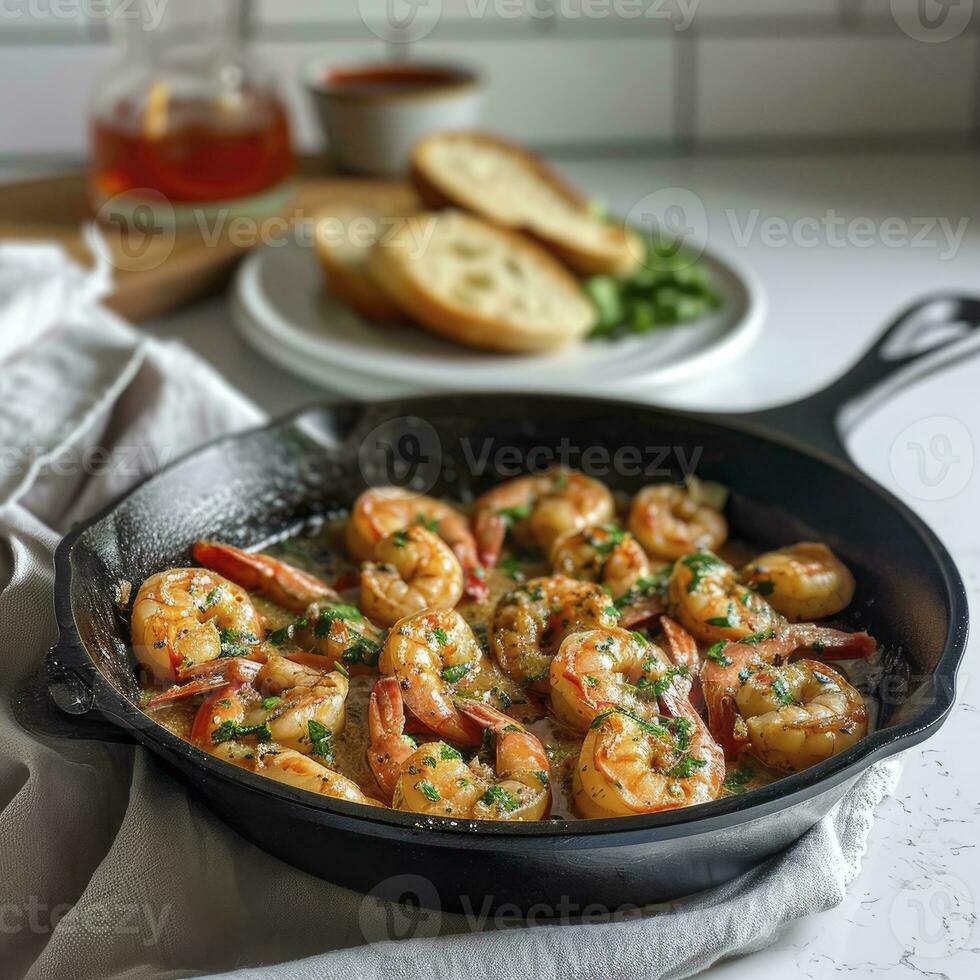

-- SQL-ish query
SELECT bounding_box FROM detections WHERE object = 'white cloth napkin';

[0,239,900,980]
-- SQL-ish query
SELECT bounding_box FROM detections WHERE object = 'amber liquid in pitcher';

[91,88,293,205]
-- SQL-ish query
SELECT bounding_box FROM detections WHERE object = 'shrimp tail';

[473,510,506,571]
[147,674,230,707]
[620,594,666,629]
[463,564,490,602]
[368,677,415,803]
[454,698,514,731]
[150,657,262,706]
[192,540,338,613]
[789,624,877,659]
[369,677,406,742]
[660,614,703,711]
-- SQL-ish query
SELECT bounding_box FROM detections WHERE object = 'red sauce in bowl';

[320,64,477,99]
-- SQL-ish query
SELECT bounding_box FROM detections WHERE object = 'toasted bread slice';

[313,196,418,321]
[367,210,596,353]
[411,131,641,277]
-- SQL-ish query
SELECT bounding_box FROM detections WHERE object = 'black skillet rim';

[51,393,970,841]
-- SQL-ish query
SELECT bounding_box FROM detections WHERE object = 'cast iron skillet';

[27,296,975,912]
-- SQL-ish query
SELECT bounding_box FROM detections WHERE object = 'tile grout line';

[673,26,699,152]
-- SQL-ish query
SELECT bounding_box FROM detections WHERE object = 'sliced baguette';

[411,131,641,277]
[367,209,596,353]
[313,195,418,321]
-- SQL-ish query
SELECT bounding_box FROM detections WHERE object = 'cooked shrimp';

[191,540,389,672]
[491,576,619,692]
[239,653,349,755]
[378,609,488,745]
[629,484,728,560]
[741,542,856,622]
[259,749,384,807]
[573,690,725,817]
[699,623,876,758]
[367,676,419,803]
[550,525,651,599]
[192,540,339,614]
[473,469,614,570]
[391,701,551,821]
[549,628,677,731]
[667,551,781,644]
[733,659,867,772]
[360,525,464,627]
[659,615,701,706]
[144,657,262,750]
[131,568,264,684]
[346,487,486,599]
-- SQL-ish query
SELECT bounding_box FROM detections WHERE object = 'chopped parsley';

[479,785,519,812]
[341,633,382,667]
[415,779,441,802]
[218,628,259,658]
[704,641,732,666]
[261,696,282,710]
[497,504,531,525]
[307,720,333,762]
[440,744,463,761]
[268,616,309,646]
[430,627,449,646]
[588,524,625,555]
[722,768,752,794]
[211,720,272,745]
[440,661,472,684]
[705,603,736,629]
[740,628,776,645]
[680,552,723,593]
[202,586,224,610]
[313,604,363,636]
[668,754,707,779]
[393,529,409,548]
[771,676,794,706]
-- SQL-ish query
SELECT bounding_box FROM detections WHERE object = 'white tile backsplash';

[0,1,977,157]
[0,45,111,155]
[696,34,978,138]
[410,37,675,144]
[690,0,842,18]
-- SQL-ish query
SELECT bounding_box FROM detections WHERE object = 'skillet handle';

[12,641,136,744]
[725,294,980,463]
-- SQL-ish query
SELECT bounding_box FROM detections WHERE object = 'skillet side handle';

[12,639,136,744]
[725,295,980,463]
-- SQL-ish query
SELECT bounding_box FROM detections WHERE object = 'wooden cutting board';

[0,162,413,321]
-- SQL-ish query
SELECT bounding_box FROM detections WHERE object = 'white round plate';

[231,236,765,399]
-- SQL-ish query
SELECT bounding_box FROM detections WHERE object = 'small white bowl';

[305,61,484,178]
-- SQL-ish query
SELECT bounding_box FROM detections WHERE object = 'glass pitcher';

[89,0,293,220]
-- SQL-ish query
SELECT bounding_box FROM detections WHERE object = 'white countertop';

[14,150,980,976]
